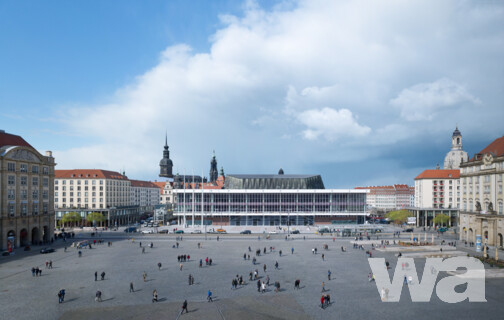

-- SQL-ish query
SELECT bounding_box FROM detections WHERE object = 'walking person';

[275,261,279,270]
[207,290,213,302]
[158,262,162,270]
[152,289,158,303]
[95,271,98,281]
[95,290,102,302]
[58,289,65,303]
[320,295,325,309]
[328,270,332,281]
[143,271,147,282]
[257,279,261,292]
[101,272,105,280]
[181,300,188,314]
[321,281,325,292]
[129,282,134,293]
[295,279,300,289]
[263,264,267,273]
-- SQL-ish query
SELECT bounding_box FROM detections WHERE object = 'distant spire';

[436,163,440,170]
[220,166,225,177]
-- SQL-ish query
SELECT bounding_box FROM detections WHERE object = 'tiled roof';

[0,131,33,148]
[152,182,166,189]
[130,180,159,188]
[55,169,128,180]
[470,136,504,161]
[414,169,460,180]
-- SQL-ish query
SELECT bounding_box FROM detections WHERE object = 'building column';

[433,211,436,227]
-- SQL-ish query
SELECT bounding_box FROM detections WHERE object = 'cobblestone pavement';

[1,234,503,320]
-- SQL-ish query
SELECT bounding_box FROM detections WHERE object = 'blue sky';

[1,0,503,188]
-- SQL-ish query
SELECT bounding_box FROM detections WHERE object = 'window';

[70,180,74,185]
[499,185,502,194]
[21,176,27,186]
[100,180,103,185]
[499,202,503,215]
[484,175,490,183]
[70,186,74,191]
[21,204,27,216]
[43,203,48,214]
[85,180,88,185]
[8,189,15,200]
[85,186,88,191]
[33,177,39,186]
[77,180,81,185]
[21,190,27,200]
[62,192,66,197]
[9,204,15,216]
[55,180,58,185]
[33,205,38,215]
[92,180,96,185]
[33,190,39,200]
[62,180,66,185]
[43,167,49,174]
[8,175,15,185]
[70,192,74,197]
[32,165,39,174]
[43,190,48,200]
[20,164,28,172]
[7,162,15,171]
[77,186,81,191]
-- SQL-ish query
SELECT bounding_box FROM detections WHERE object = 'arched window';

[457,137,460,144]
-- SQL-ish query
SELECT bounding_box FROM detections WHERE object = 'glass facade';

[174,190,367,225]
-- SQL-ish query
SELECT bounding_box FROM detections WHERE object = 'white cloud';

[390,78,481,121]
[297,108,371,141]
[51,0,504,184]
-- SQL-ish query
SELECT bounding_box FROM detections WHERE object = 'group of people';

[177,254,190,262]
[45,260,53,268]
[231,275,245,289]
[31,266,43,276]
[320,294,331,308]
[94,271,106,281]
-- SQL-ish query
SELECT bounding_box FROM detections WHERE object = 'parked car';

[240,230,252,234]
[141,229,154,234]
[2,251,10,256]
[405,228,414,232]
[175,230,184,234]
[153,223,160,227]
[124,227,137,233]
[269,231,278,234]
[438,227,449,233]
[191,230,202,234]
[158,229,169,234]
[216,229,227,234]
[318,228,330,233]
[40,248,55,254]
[291,230,300,234]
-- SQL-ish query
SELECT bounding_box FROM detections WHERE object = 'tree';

[433,214,450,227]
[61,212,82,227]
[86,212,106,227]
[385,210,413,225]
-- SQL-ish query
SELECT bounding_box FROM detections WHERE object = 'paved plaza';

[1,231,504,320]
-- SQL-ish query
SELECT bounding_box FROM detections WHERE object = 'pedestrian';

[261,281,266,293]
[181,300,188,314]
[321,281,325,292]
[291,247,294,254]
[207,290,213,302]
[152,289,158,303]
[180,263,183,271]
[257,279,261,292]
[139,242,142,247]
[321,295,325,309]
[295,279,300,289]
[49,260,53,269]
[58,289,65,303]
[95,290,102,302]
[328,270,331,281]
[275,261,279,270]
[322,254,325,261]
[266,275,270,286]
[95,271,98,281]
[158,262,162,270]
[143,271,147,282]
[130,282,134,292]
[142,247,145,254]
[101,272,105,280]
[46,261,49,268]
[199,259,203,268]
[279,250,282,257]
[263,264,267,272]
[188,274,192,285]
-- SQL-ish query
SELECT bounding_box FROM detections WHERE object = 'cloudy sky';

[1,0,503,188]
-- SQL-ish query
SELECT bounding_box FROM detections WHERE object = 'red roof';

[470,136,504,161]
[152,181,166,189]
[130,180,159,188]
[0,131,33,149]
[55,169,128,180]
[415,169,460,180]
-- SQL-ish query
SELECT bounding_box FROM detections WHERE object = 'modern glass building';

[174,189,368,226]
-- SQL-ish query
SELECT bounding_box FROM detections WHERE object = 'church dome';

[278,168,284,175]
[159,158,173,166]
[452,127,461,137]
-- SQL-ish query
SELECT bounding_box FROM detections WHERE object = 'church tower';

[209,151,218,182]
[159,134,173,178]
[443,126,468,169]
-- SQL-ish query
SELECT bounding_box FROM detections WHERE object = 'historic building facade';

[355,184,414,210]
[0,130,55,251]
[459,136,504,247]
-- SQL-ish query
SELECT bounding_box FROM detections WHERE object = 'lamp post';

[287,209,291,236]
